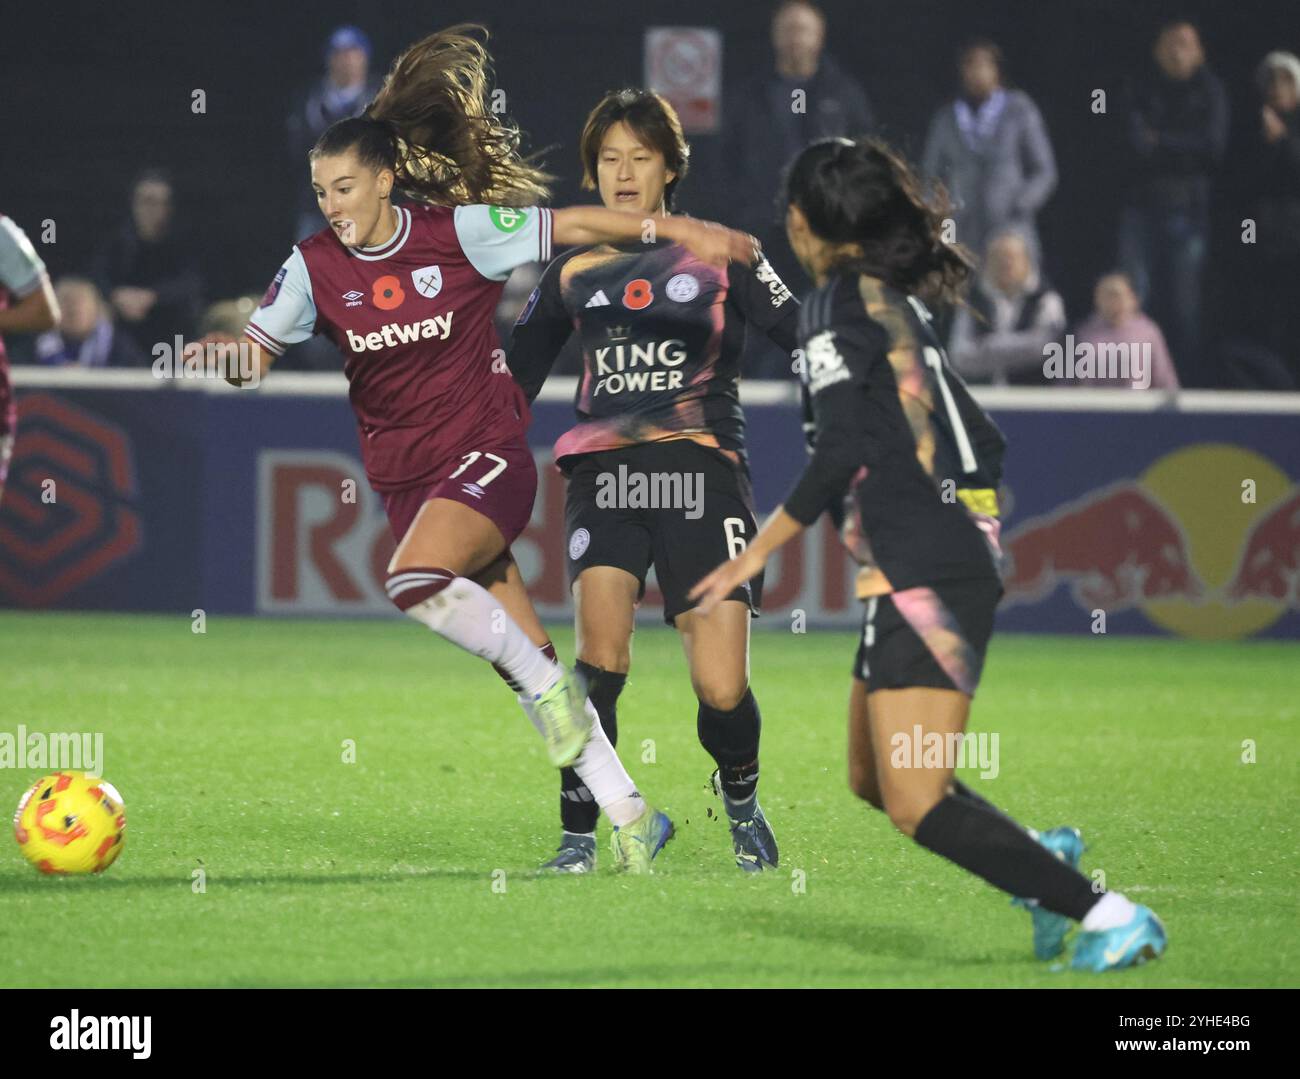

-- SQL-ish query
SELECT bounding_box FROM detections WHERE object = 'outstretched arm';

[456,204,759,281]
[224,249,317,385]
[0,277,58,334]
[689,507,804,615]
[0,216,59,334]
[551,206,758,268]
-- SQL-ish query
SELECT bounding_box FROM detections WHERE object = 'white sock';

[1082,891,1138,932]
[517,693,546,737]
[570,700,646,827]
[405,576,560,697]
[517,696,644,826]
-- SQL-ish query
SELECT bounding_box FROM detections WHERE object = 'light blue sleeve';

[453,205,554,281]
[244,248,316,355]
[0,216,47,297]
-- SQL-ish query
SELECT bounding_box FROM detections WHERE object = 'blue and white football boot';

[1070,905,1168,971]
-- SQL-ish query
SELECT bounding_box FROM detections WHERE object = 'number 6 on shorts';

[724,516,748,559]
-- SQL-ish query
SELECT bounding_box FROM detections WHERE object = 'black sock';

[557,662,625,834]
[697,689,761,807]
[952,780,1050,840]
[952,778,1007,816]
[914,795,1098,921]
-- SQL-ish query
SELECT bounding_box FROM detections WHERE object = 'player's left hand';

[689,546,766,616]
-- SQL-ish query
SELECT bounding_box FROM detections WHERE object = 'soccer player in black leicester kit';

[692,137,1167,971]
[508,89,800,873]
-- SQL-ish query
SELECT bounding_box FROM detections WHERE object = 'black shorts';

[852,577,1002,696]
[563,439,764,626]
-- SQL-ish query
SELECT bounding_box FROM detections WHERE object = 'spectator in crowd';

[948,227,1065,385]
[1241,51,1300,387]
[287,26,382,242]
[1118,20,1228,388]
[1070,272,1179,390]
[725,1,873,379]
[34,278,146,367]
[91,169,202,356]
[921,38,1057,262]
[727,1,874,283]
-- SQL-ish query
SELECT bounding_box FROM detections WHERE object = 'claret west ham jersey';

[0,215,49,438]
[507,239,798,469]
[247,202,554,492]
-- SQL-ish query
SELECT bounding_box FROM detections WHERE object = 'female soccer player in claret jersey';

[507,90,798,873]
[691,137,1167,970]
[235,26,756,872]
[0,213,60,506]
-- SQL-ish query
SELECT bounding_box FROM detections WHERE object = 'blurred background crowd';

[3,1,1298,390]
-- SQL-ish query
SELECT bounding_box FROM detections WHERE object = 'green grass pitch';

[0,611,1295,988]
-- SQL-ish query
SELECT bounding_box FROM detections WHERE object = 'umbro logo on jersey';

[585,290,610,308]
[342,290,364,307]
[461,482,485,499]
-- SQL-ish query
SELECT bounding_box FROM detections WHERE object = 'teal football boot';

[1070,905,1167,971]
[1013,826,1086,959]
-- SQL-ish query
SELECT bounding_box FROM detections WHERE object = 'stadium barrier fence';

[4,369,1298,639]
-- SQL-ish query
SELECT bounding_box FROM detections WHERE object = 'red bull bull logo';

[1227,489,1300,605]
[1004,444,1297,639]
[1004,482,1201,610]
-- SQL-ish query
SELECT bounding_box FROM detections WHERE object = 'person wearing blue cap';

[287,26,382,243]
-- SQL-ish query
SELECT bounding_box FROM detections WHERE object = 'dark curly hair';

[783,136,973,305]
